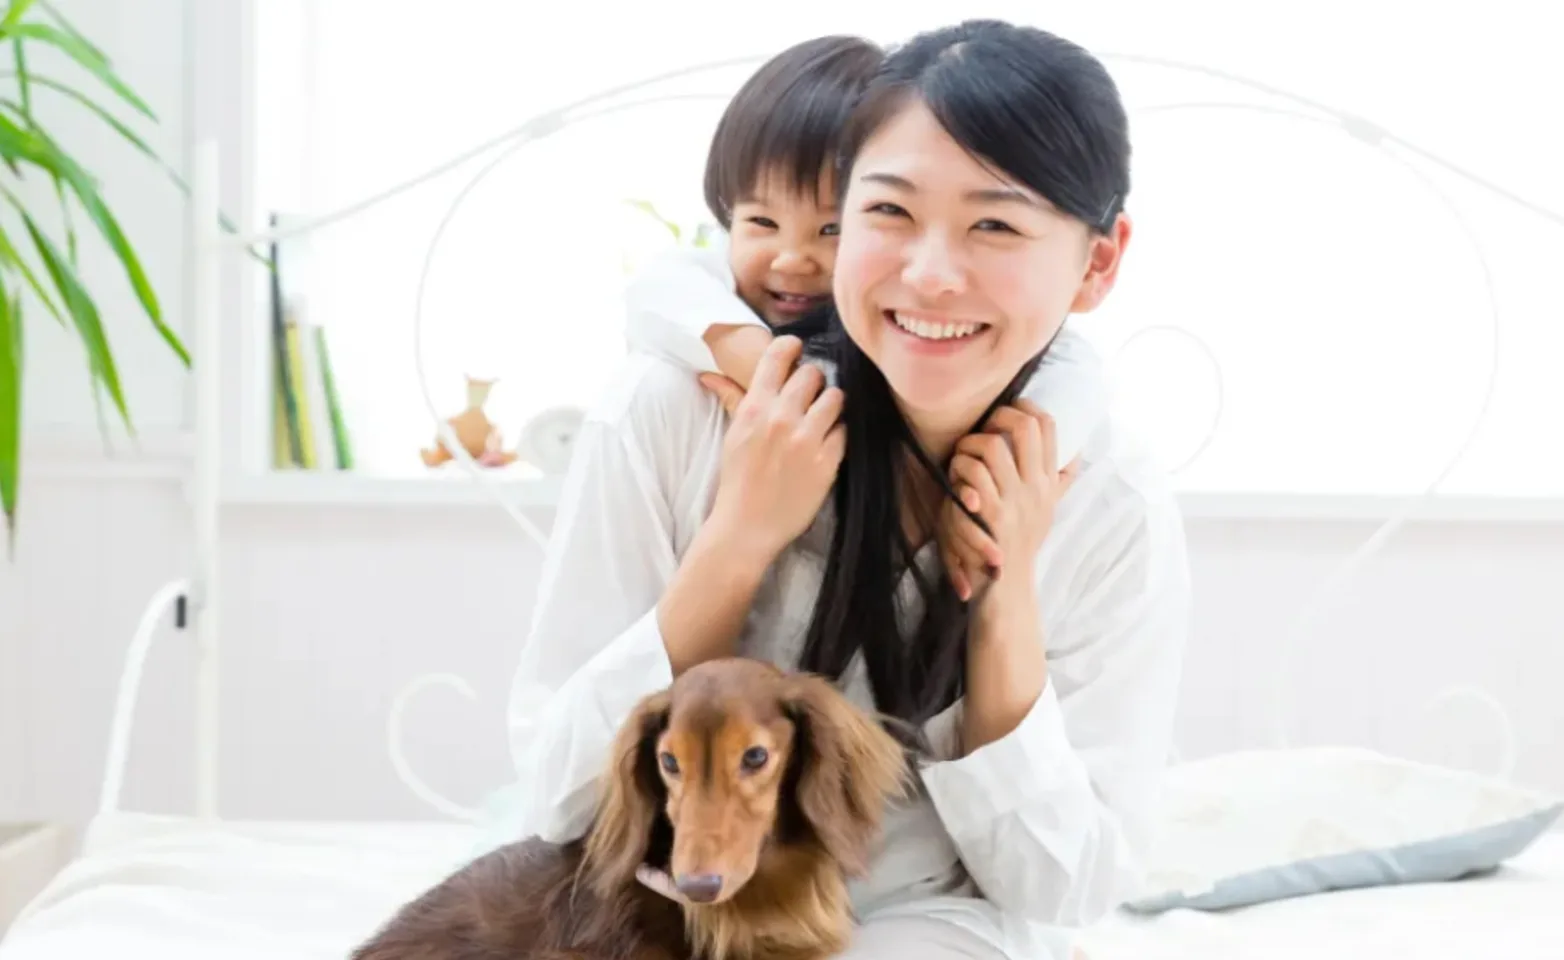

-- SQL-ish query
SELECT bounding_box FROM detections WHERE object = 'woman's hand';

[940,400,1078,603]
[699,335,846,568]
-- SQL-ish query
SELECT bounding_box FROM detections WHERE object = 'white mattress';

[2,813,1562,959]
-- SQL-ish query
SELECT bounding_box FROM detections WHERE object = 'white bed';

[2,812,1561,959]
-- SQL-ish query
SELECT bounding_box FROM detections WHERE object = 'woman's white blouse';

[503,342,1192,959]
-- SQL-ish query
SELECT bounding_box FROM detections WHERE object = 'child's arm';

[622,246,775,390]
[1018,322,1111,467]
[703,326,774,392]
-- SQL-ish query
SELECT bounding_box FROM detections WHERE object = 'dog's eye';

[740,746,769,771]
[659,751,680,775]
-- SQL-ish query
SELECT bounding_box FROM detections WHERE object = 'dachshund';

[349,656,915,960]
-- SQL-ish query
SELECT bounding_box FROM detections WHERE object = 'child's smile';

[765,288,831,319]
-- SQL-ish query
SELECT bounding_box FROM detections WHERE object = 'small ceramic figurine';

[420,376,518,468]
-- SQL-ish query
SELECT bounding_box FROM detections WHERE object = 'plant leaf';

[0,110,186,366]
[0,0,36,34]
[0,71,271,268]
[0,106,47,163]
[49,143,75,262]
[4,78,157,172]
[0,221,62,324]
[0,109,82,277]
[35,0,105,63]
[0,82,188,258]
[7,21,154,121]
[0,94,86,270]
[64,171,181,361]
[0,274,21,558]
[14,203,133,434]
[12,37,30,114]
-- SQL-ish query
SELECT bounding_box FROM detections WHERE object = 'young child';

[620,35,874,389]
[622,34,1111,582]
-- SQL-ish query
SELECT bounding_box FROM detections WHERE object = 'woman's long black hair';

[786,20,1133,729]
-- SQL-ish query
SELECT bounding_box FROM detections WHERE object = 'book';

[268,212,354,471]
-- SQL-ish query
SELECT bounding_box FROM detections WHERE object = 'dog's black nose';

[674,873,723,903]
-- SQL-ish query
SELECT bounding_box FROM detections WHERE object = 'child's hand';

[702,324,775,393]
[940,478,1003,603]
[939,402,1079,603]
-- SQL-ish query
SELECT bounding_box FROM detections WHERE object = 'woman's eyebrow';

[859,171,916,191]
[965,186,1039,208]
[858,171,1040,208]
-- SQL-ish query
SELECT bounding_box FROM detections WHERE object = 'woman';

[505,19,1190,960]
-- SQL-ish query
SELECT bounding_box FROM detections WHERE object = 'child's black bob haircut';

[702,35,883,229]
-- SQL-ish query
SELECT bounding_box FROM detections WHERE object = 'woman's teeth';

[890,311,985,341]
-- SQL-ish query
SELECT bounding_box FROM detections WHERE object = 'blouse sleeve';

[1017,321,1112,467]
[622,245,769,375]
[919,483,1191,926]
[504,356,722,843]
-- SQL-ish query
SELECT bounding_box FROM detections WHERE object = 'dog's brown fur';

[350,657,913,960]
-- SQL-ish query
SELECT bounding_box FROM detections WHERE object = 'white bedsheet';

[0,814,477,960]
[2,813,1561,959]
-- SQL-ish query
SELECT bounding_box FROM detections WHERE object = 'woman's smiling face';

[832,97,1130,453]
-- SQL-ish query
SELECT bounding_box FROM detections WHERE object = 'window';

[251,1,1563,501]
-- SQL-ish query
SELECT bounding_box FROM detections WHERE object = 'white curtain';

[253,0,1563,500]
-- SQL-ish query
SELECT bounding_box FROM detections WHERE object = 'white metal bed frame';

[92,46,1553,826]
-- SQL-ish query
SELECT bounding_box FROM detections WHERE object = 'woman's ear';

[1070,212,1132,314]
[780,674,914,876]
[584,689,672,894]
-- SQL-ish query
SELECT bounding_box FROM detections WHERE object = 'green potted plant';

[0,0,244,557]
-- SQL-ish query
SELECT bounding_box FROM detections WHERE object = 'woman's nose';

[901,236,965,297]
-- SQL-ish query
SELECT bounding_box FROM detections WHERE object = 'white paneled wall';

[5,450,1564,824]
[1,444,550,822]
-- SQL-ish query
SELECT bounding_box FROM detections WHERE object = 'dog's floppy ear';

[780,673,914,876]
[584,688,671,894]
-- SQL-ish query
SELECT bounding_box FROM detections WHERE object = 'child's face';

[727,168,839,327]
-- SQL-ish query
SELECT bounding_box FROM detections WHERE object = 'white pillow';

[1126,746,1563,913]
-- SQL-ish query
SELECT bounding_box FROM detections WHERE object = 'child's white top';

[501,248,1192,959]
[621,243,1112,466]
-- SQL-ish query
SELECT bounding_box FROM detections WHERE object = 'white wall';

[3,0,1563,825]
[8,466,1563,824]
